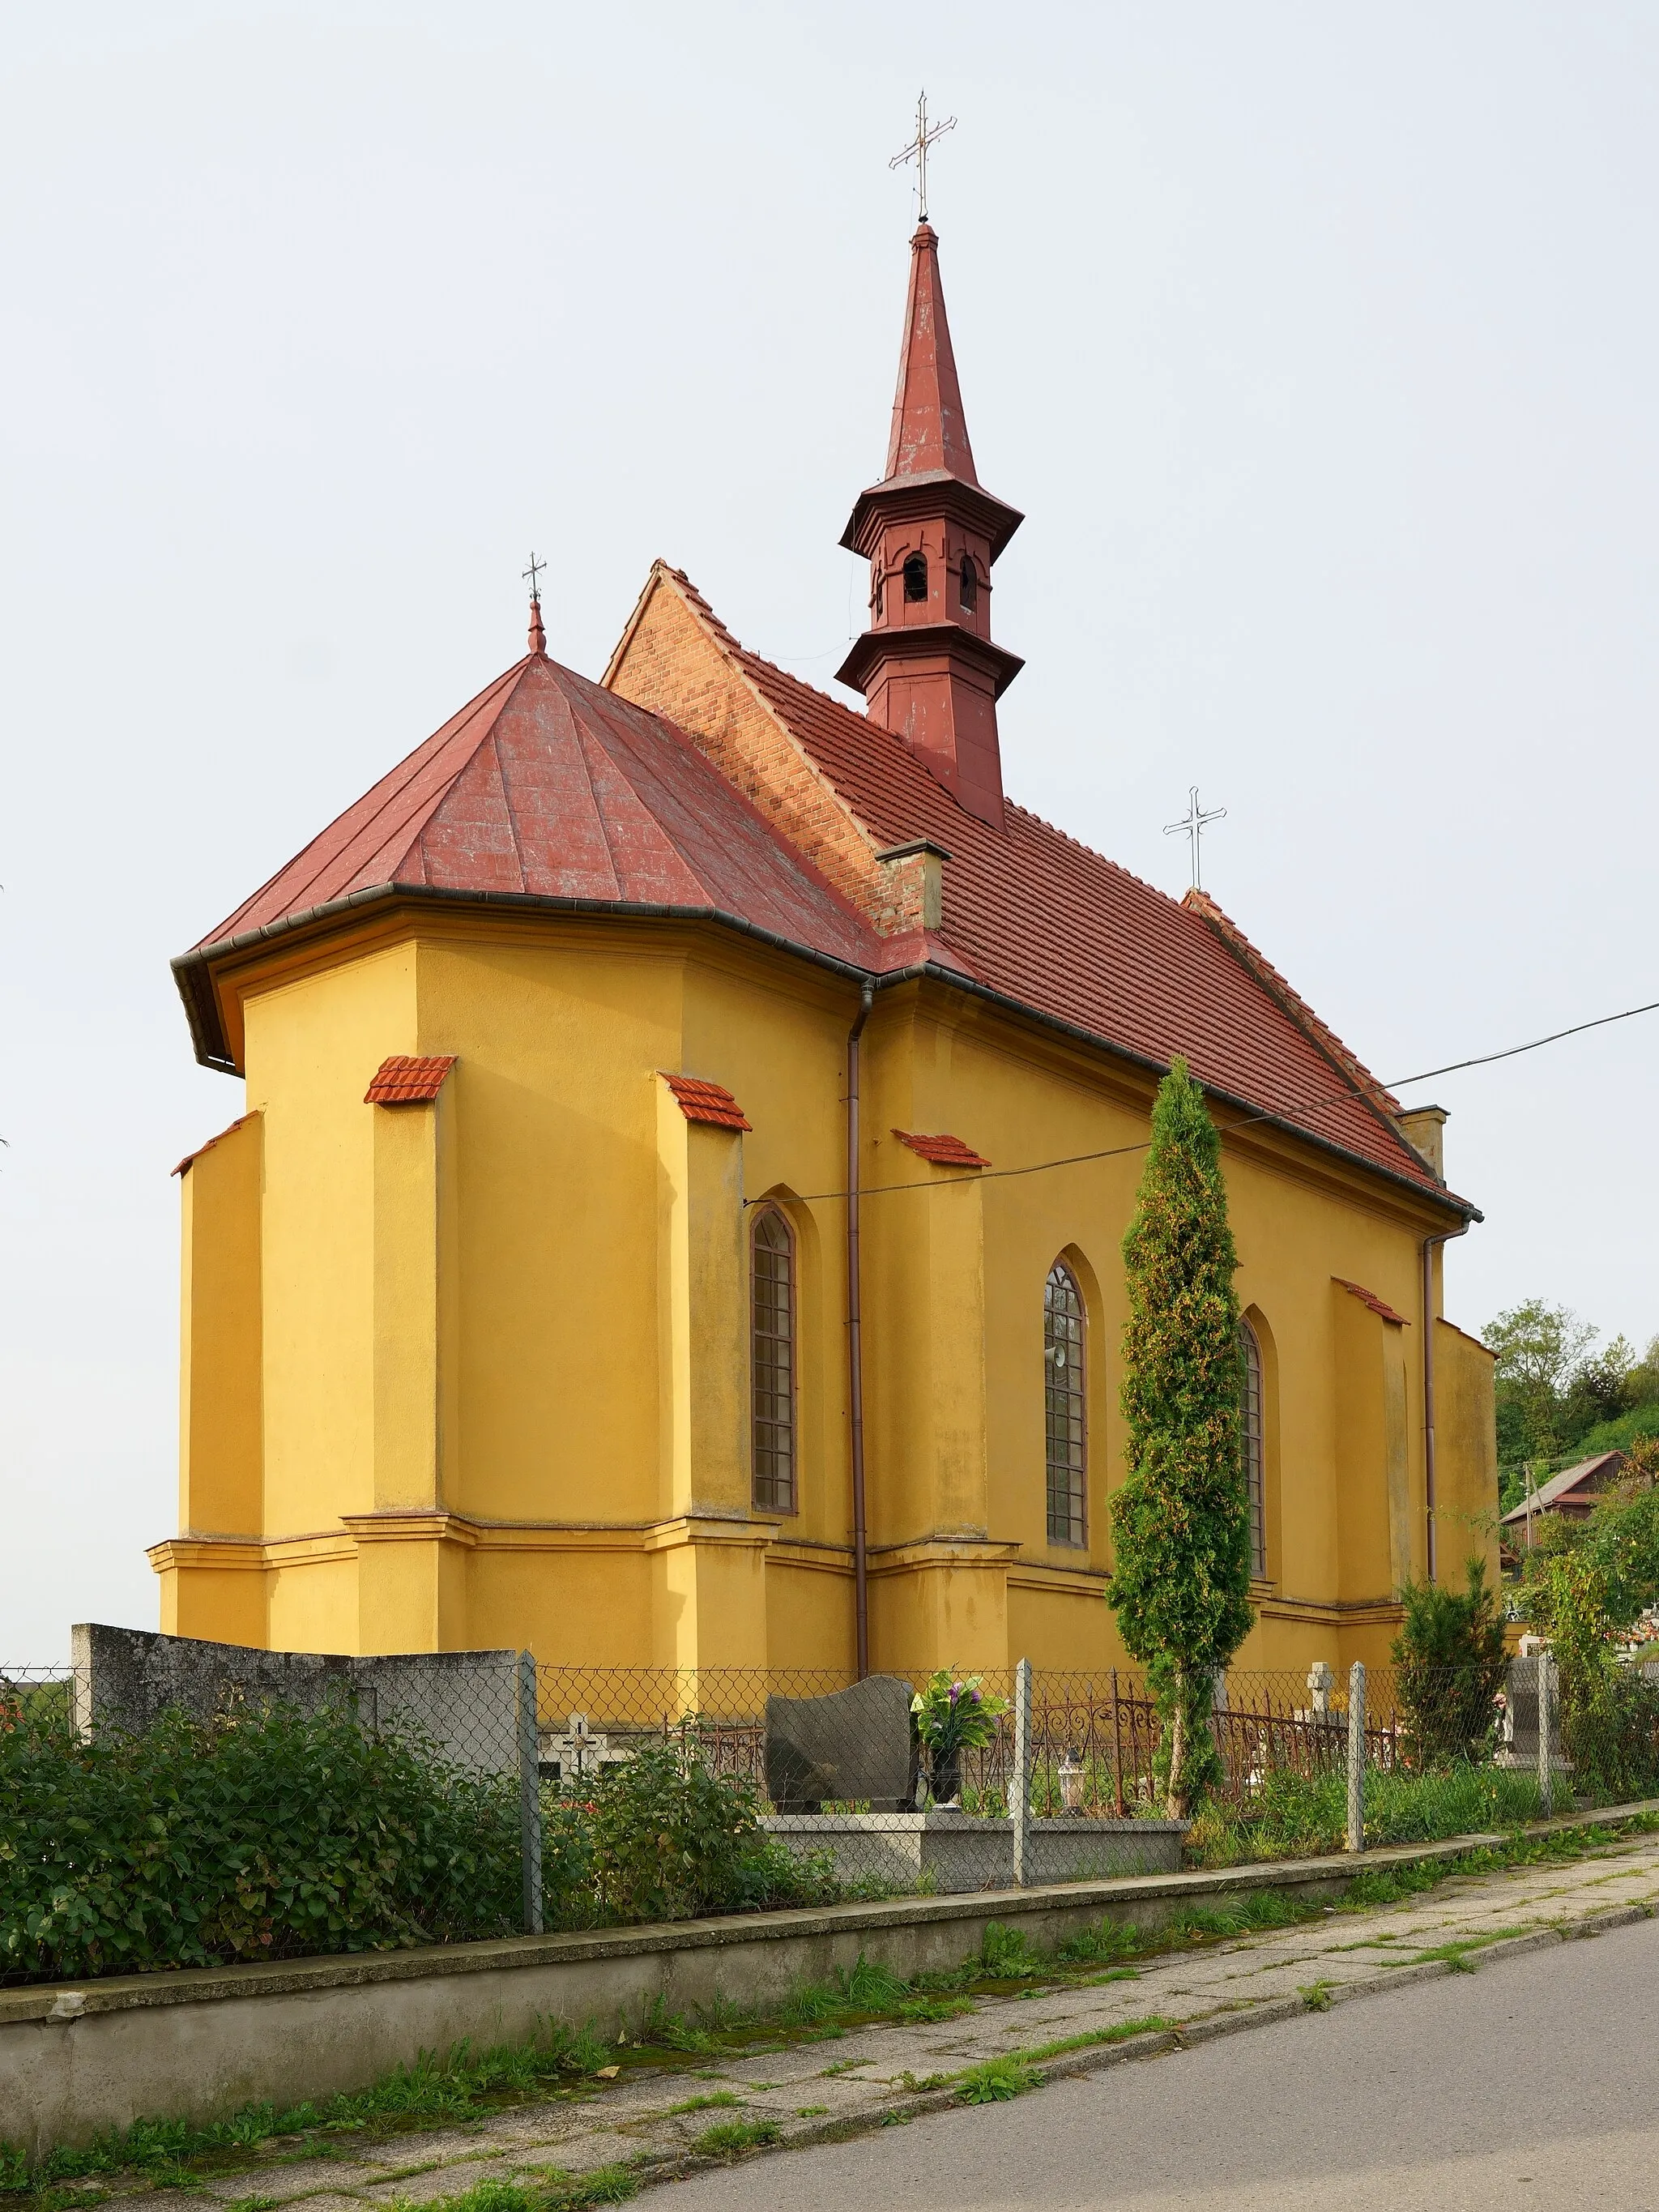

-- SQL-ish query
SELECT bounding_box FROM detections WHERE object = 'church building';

[155,217,1498,1677]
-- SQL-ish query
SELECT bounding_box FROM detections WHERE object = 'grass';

[956,2056,1043,2104]
[9,1810,1655,2202]
[663,2093,739,2116]
[689,2120,781,2157]
[1186,1763,1547,1868]
[1397,1926,1533,1971]
[1011,2018,1175,2063]
[395,2173,639,2212]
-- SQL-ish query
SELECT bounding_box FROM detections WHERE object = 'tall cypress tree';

[1107,1058,1255,1817]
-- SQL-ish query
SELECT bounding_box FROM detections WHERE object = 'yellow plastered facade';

[155,906,1498,1676]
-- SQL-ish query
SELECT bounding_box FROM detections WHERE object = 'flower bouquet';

[910,1671,1008,1808]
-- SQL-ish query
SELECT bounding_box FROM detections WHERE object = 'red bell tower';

[836,222,1023,829]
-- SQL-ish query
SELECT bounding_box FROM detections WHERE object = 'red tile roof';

[893,1129,990,1169]
[655,571,1463,1209]
[1333,1278,1410,1326]
[173,1111,259,1177]
[662,1074,753,1131]
[175,572,1470,1216]
[365,1055,457,1105]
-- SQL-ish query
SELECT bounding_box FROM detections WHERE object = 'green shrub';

[0,1697,522,1983]
[1391,1557,1508,1766]
[569,1744,838,1926]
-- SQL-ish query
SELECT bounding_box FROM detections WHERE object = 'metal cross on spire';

[1164,785,1226,891]
[889,91,956,222]
[522,551,545,604]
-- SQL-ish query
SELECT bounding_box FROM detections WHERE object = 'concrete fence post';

[1346,1661,1367,1854]
[518,1650,544,1934]
[1537,1650,1555,1818]
[1012,1657,1033,1888]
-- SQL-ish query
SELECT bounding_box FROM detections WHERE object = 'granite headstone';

[765,1674,915,1812]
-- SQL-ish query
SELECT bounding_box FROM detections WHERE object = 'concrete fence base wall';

[761,1812,1185,1891]
[1,1843,1478,2162]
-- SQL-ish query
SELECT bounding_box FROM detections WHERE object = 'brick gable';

[604,564,932,940]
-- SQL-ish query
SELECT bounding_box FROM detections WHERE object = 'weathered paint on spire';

[884,223,980,488]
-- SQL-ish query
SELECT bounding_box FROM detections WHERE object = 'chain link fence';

[6,1642,1659,1985]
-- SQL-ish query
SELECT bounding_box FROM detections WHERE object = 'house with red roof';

[155,218,1497,1676]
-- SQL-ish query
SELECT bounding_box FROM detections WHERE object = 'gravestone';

[765,1674,915,1812]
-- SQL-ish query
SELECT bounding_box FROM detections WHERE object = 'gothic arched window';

[1044,1260,1087,1546]
[1239,1318,1266,1578]
[902,553,928,603]
[958,554,978,611]
[752,1207,797,1514]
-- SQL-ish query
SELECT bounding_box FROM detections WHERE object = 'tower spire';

[885,220,979,486]
[836,219,1023,829]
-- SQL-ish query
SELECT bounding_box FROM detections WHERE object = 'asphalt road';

[651,1913,1659,2211]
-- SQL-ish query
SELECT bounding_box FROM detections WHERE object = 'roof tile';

[656,579,1460,1205]
[1333,1277,1410,1326]
[663,1074,752,1131]
[173,1111,259,1177]
[893,1129,990,1168]
[365,1056,457,1105]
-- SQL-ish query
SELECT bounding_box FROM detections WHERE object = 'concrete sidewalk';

[81,1826,1659,2211]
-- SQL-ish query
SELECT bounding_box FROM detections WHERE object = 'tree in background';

[1390,1557,1508,1766]
[1484,1301,1659,1510]
[1483,1299,1599,1463]
[1107,1059,1255,1819]
[1516,1446,1659,1798]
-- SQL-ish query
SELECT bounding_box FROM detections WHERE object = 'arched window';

[752,1207,797,1514]
[958,554,978,612]
[1044,1260,1087,1546]
[902,553,928,603]
[1239,1319,1266,1578]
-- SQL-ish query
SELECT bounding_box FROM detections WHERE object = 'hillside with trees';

[1483,1300,1659,1512]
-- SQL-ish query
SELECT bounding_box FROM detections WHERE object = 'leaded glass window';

[752,1207,796,1514]
[1044,1260,1087,1547]
[1239,1317,1266,1578]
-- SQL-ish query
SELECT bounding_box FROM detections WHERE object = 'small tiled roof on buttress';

[186,650,882,986]
[644,571,1462,1206]
[365,1055,457,1105]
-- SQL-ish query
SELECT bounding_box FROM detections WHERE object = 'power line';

[744,989,1659,1209]
[1383,998,1659,1091]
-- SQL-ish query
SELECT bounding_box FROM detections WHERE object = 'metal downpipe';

[847,980,876,1679]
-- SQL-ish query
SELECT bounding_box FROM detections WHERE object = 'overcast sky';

[4,2,1657,1658]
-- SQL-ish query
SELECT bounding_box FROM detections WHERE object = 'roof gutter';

[173,886,1478,1221]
